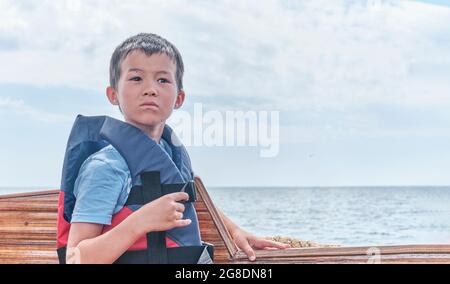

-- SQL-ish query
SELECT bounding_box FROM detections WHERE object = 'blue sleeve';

[71,157,127,225]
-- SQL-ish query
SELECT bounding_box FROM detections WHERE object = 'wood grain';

[0,177,449,264]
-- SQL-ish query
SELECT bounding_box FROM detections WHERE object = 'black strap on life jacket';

[57,243,214,264]
[113,243,214,264]
[57,172,208,264]
[125,181,197,206]
[140,171,168,264]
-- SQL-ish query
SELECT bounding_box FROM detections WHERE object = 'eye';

[130,76,142,82]
[157,78,170,84]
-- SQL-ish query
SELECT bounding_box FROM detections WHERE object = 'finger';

[241,244,256,262]
[174,202,185,213]
[261,240,290,249]
[261,247,280,251]
[170,192,189,202]
[174,211,183,220]
[253,239,290,249]
[66,247,81,264]
[174,218,191,227]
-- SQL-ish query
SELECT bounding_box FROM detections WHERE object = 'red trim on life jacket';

[102,206,180,250]
[56,191,180,250]
[56,191,70,249]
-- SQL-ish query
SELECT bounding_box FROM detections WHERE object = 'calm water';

[207,186,450,246]
[1,186,450,246]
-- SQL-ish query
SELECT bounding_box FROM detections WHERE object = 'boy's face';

[107,50,184,130]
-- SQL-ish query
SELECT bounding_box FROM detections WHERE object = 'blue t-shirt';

[71,139,173,225]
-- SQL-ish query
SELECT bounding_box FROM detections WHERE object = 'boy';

[57,33,289,264]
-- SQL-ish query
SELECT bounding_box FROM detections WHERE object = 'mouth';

[140,102,159,109]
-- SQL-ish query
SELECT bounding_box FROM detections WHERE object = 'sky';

[0,0,449,187]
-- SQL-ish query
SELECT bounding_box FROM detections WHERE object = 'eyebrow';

[127,68,172,76]
[155,71,171,76]
[127,68,144,73]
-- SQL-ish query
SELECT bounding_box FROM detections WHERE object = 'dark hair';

[109,33,184,91]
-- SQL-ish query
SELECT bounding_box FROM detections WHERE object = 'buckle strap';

[114,244,214,264]
[140,172,168,264]
[57,244,214,264]
[125,181,197,206]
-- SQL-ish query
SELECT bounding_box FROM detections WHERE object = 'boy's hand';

[136,192,191,234]
[231,229,291,262]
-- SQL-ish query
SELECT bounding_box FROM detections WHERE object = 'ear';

[106,86,119,106]
[174,90,186,109]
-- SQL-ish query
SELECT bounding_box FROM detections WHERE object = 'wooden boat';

[1,176,450,264]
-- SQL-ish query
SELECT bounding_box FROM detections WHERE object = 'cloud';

[0,96,73,123]
[1,0,449,187]
[414,0,450,8]
[0,0,449,111]
[0,0,449,145]
[0,83,123,124]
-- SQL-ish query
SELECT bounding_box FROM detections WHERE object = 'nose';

[143,81,158,97]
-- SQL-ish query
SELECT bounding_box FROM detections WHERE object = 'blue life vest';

[56,115,213,264]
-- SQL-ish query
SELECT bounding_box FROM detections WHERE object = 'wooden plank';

[0,239,56,246]
[195,176,237,258]
[0,199,58,204]
[0,204,57,212]
[232,257,450,264]
[0,245,56,251]
[0,227,56,240]
[233,244,450,259]
[228,245,450,264]
[0,259,58,264]
[1,179,450,264]
[0,211,57,221]
[0,190,59,200]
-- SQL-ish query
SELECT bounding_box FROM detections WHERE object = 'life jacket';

[56,115,213,264]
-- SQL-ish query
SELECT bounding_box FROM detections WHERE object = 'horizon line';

[1,184,450,190]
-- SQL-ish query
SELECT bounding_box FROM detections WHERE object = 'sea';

[1,186,450,247]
